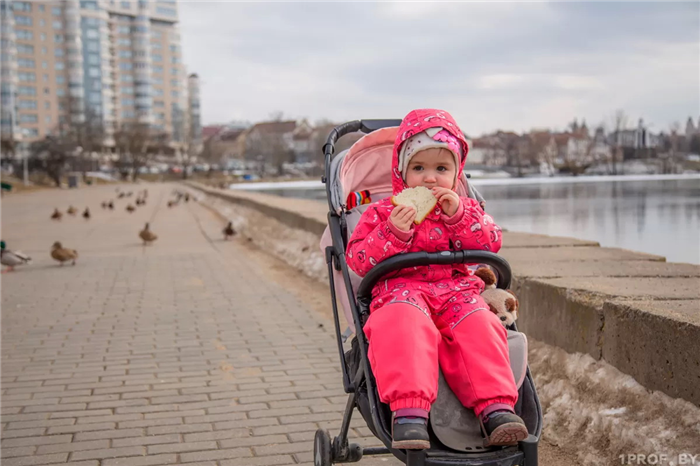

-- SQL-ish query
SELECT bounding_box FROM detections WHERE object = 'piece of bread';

[391,186,437,224]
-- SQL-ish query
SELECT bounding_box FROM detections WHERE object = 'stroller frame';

[317,120,542,466]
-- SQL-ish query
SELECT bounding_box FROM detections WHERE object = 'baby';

[346,109,528,449]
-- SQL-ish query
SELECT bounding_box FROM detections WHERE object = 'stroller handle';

[322,119,402,157]
[355,250,512,302]
[322,119,401,212]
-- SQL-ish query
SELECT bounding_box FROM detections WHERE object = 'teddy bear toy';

[473,267,519,327]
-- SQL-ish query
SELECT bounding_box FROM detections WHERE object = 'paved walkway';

[1,183,387,466]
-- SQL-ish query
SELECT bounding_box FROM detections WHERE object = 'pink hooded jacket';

[346,109,502,310]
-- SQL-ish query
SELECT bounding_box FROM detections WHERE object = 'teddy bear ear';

[474,267,496,286]
[505,290,519,311]
[505,297,517,312]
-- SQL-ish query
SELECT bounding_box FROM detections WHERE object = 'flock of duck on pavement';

[1,187,238,273]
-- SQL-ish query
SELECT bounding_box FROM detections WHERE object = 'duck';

[139,223,158,245]
[83,207,91,220]
[51,208,63,221]
[101,201,107,209]
[108,201,114,210]
[223,221,236,241]
[126,204,135,213]
[51,241,78,266]
[1,240,31,272]
[67,206,77,216]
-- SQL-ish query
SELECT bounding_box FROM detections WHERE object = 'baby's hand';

[432,187,460,217]
[390,205,417,232]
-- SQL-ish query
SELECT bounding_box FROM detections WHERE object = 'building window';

[153,77,163,85]
[80,1,98,10]
[43,74,48,82]
[16,29,33,41]
[151,42,162,50]
[87,41,99,52]
[41,61,48,69]
[153,65,163,73]
[55,48,65,57]
[52,6,61,15]
[55,62,65,70]
[39,4,44,11]
[45,115,51,123]
[118,38,131,46]
[91,81,101,90]
[121,74,133,82]
[122,110,135,118]
[119,50,132,58]
[152,88,163,96]
[89,93,101,103]
[170,67,177,75]
[120,1,130,8]
[86,29,99,39]
[54,34,64,43]
[88,55,100,64]
[121,98,134,106]
[152,54,162,62]
[18,58,35,68]
[44,87,50,95]
[88,68,100,77]
[119,63,133,70]
[121,87,133,94]
[170,90,178,98]
[18,72,36,82]
[40,33,46,41]
[18,100,37,109]
[153,100,164,107]
[20,114,38,123]
[15,15,32,26]
[56,75,65,85]
[57,88,65,96]
[53,21,63,29]
[118,25,130,34]
[39,19,45,26]
[13,2,32,12]
[156,6,176,17]
[41,46,47,54]
[156,112,165,120]
[24,128,39,137]
[151,30,162,39]
[17,44,34,55]
[44,101,50,109]
[18,86,36,96]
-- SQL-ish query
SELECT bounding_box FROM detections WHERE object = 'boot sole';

[391,439,430,450]
[484,422,529,447]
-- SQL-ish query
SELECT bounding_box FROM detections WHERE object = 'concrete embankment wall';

[186,181,700,406]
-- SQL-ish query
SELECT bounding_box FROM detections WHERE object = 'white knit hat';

[398,127,463,183]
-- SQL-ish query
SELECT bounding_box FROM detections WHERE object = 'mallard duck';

[223,221,236,240]
[184,193,190,202]
[126,204,135,213]
[51,241,78,266]
[117,192,126,199]
[67,206,77,215]
[101,201,107,209]
[1,241,31,272]
[108,201,114,210]
[51,208,63,221]
[83,207,90,220]
[139,223,158,245]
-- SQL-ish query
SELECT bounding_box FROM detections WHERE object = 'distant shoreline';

[229,173,700,191]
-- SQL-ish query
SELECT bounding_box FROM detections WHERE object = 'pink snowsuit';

[346,109,517,418]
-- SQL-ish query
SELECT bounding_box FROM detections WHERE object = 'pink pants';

[363,301,517,417]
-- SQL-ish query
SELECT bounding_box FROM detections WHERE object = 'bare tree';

[27,135,76,187]
[113,123,163,181]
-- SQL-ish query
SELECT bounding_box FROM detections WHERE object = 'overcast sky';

[178,1,699,137]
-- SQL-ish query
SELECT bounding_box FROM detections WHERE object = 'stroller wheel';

[314,429,333,466]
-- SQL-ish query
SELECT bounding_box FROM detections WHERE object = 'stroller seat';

[317,120,542,466]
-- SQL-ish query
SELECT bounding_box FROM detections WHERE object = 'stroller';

[316,120,543,466]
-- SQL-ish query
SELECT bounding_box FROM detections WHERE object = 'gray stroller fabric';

[430,330,528,452]
[330,149,349,214]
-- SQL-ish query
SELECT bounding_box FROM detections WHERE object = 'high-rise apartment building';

[0,0,199,152]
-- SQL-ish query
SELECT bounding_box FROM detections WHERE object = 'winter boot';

[480,410,529,447]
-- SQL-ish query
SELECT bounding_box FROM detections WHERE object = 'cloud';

[178,1,699,136]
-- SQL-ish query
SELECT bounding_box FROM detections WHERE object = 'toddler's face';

[405,148,457,190]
